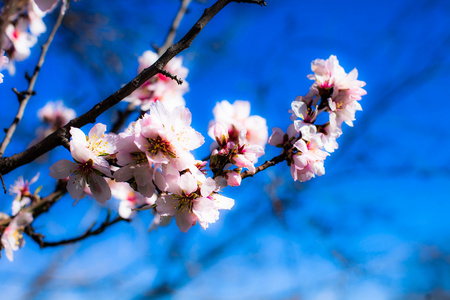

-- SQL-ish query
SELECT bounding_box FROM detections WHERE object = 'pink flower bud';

[213,123,229,147]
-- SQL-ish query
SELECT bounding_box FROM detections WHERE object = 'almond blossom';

[113,125,156,198]
[34,101,76,142]
[9,173,40,216]
[290,133,329,182]
[49,126,114,203]
[156,172,234,232]
[208,100,268,148]
[38,101,76,130]
[124,50,189,111]
[1,212,33,262]
[109,180,157,219]
[306,55,366,127]
[133,102,204,171]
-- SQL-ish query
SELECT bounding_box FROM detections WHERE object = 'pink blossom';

[9,173,40,215]
[208,100,268,148]
[290,134,329,182]
[268,124,298,148]
[156,172,234,232]
[5,21,37,63]
[109,180,156,219]
[231,144,264,173]
[224,171,241,187]
[125,50,188,111]
[114,129,156,198]
[49,127,113,203]
[38,101,76,130]
[1,212,33,261]
[307,55,366,127]
[134,102,204,171]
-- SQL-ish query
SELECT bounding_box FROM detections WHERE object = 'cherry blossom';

[113,127,156,198]
[33,101,76,143]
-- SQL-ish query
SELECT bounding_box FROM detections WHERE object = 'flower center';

[77,159,94,175]
[147,136,176,158]
[174,191,199,213]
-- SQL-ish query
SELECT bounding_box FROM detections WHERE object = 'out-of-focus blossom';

[1,212,33,261]
[124,50,189,111]
[38,101,76,130]
[2,0,59,74]
[0,51,8,83]
[109,180,157,219]
[9,173,40,215]
[4,21,37,64]
[33,101,76,143]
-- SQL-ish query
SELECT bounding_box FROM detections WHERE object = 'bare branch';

[0,179,67,228]
[111,0,192,133]
[159,0,193,55]
[241,152,287,179]
[0,1,70,158]
[27,212,129,248]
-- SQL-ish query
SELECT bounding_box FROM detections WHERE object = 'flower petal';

[49,159,77,179]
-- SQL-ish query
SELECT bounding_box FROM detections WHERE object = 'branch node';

[158,68,183,85]
[25,71,31,83]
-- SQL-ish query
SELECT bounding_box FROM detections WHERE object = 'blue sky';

[0,0,449,299]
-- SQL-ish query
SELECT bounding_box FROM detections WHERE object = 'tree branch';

[26,211,129,248]
[0,0,266,176]
[111,0,192,133]
[158,0,193,55]
[241,152,287,179]
[0,179,67,228]
[0,1,69,159]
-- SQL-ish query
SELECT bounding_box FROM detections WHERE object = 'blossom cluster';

[269,55,366,181]
[46,99,242,233]
[1,0,60,75]
[0,53,365,262]
[208,100,267,186]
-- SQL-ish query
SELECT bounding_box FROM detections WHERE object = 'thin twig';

[0,173,6,194]
[158,0,193,55]
[27,213,129,248]
[0,1,69,158]
[241,152,287,179]
[0,0,266,176]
